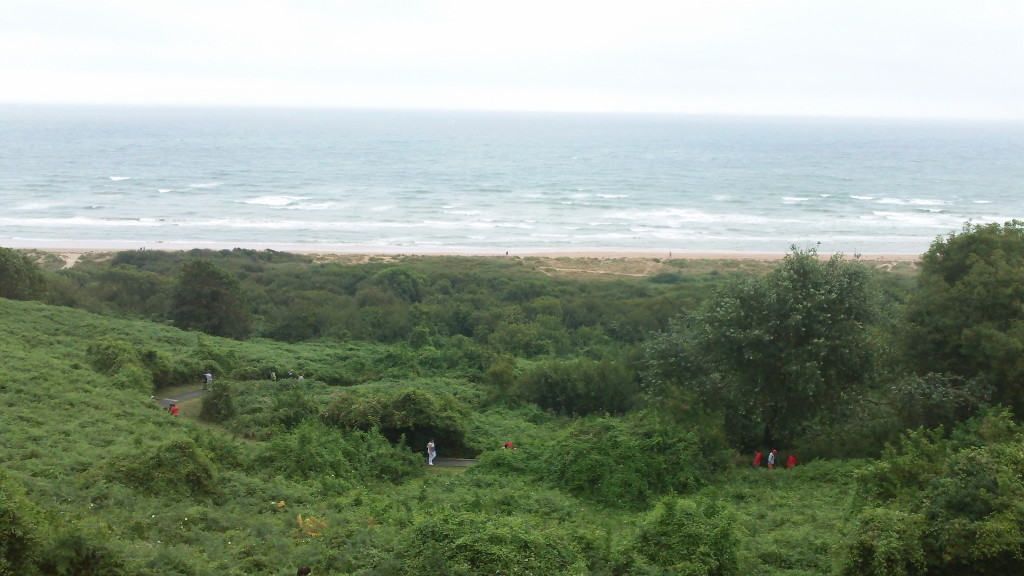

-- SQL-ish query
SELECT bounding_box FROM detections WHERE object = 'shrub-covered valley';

[1,221,1022,575]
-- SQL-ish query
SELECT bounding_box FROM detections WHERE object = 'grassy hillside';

[2,244,1020,575]
[0,297,857,575]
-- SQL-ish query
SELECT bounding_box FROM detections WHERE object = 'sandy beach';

[16,245,921,277]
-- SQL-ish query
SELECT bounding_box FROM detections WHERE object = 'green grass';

[0,296,872,575]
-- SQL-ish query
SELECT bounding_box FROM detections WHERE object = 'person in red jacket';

[752,450,763,467]
[169,404,179,416]
[786,453,798,469]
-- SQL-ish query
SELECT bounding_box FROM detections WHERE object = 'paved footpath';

[154,389,206,409]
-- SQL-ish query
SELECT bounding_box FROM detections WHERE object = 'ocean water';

[1,106,1021,255]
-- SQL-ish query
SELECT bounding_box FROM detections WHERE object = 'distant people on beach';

[427,439,436,465]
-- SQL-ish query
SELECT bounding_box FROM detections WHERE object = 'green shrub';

[200,382,237,422]
[478,411,728,510]
[841,508,926,576]
[0,246,47,301]
[0,472,43,576]
[87,337,193,393]
[253,420,422,485]
[37,521,128,576]
[324,385,471,457]
[847,409,1024,575]
[398,511,590,576]
[630,497,739,576]
[106,437,217,498]
[516,356,639,415]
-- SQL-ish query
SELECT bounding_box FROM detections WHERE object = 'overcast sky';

[2,0,1022,119]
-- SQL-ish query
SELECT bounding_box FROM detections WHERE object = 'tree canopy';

[171,259,252,339]
[647,247,878,446]
[904,220,1024,414]
[0,247,46,301]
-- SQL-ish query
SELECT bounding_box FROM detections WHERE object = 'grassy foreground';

[1,296,861,575]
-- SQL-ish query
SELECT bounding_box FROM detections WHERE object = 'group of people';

[752,449,798,470]
[270,370,305,381]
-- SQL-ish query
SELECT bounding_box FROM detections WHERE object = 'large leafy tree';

[647,247,878,446]
[0,247,46,301]
[171,259,252,339]
[904,220,1024,414]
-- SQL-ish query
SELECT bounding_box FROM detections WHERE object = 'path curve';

[153,389,207,408]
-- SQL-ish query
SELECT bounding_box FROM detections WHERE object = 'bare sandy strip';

[27,245,919,276]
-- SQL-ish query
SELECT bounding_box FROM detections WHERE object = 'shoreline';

[13,244,922,270]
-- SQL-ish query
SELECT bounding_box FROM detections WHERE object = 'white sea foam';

[0,216,162,227]
[189,182,221,189]
[108,176,131,181]
[240,195,311,207]
[850,195,874,200]
[286,202,335,210]
[610,208,774,226]
[14,202,58,210]
[867,211,961,227]
[876,198,950,207]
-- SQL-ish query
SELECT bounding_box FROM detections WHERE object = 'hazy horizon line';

[2,101,1021,124]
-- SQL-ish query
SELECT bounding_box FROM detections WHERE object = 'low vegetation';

[1,221,1022,574]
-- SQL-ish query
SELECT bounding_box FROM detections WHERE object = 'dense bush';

[0,246,47,301]
[200,381,237,422]
[0,472,42,575]
[844,409,1024,575]
[398,510,591,576]
[629,496,739,576]
[106,437,218,498]
[323,384,471,457]
[36,522,128,576]
[516,356,640,415]
[253,420,422,486]
[479,411,729,510]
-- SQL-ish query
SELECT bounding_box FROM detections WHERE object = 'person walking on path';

[786,453,798,469]
[767,449,777,470]
[203,370,213,390]
[752,450,763,467]
[169,404,179,417]
[427,439,436,465]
